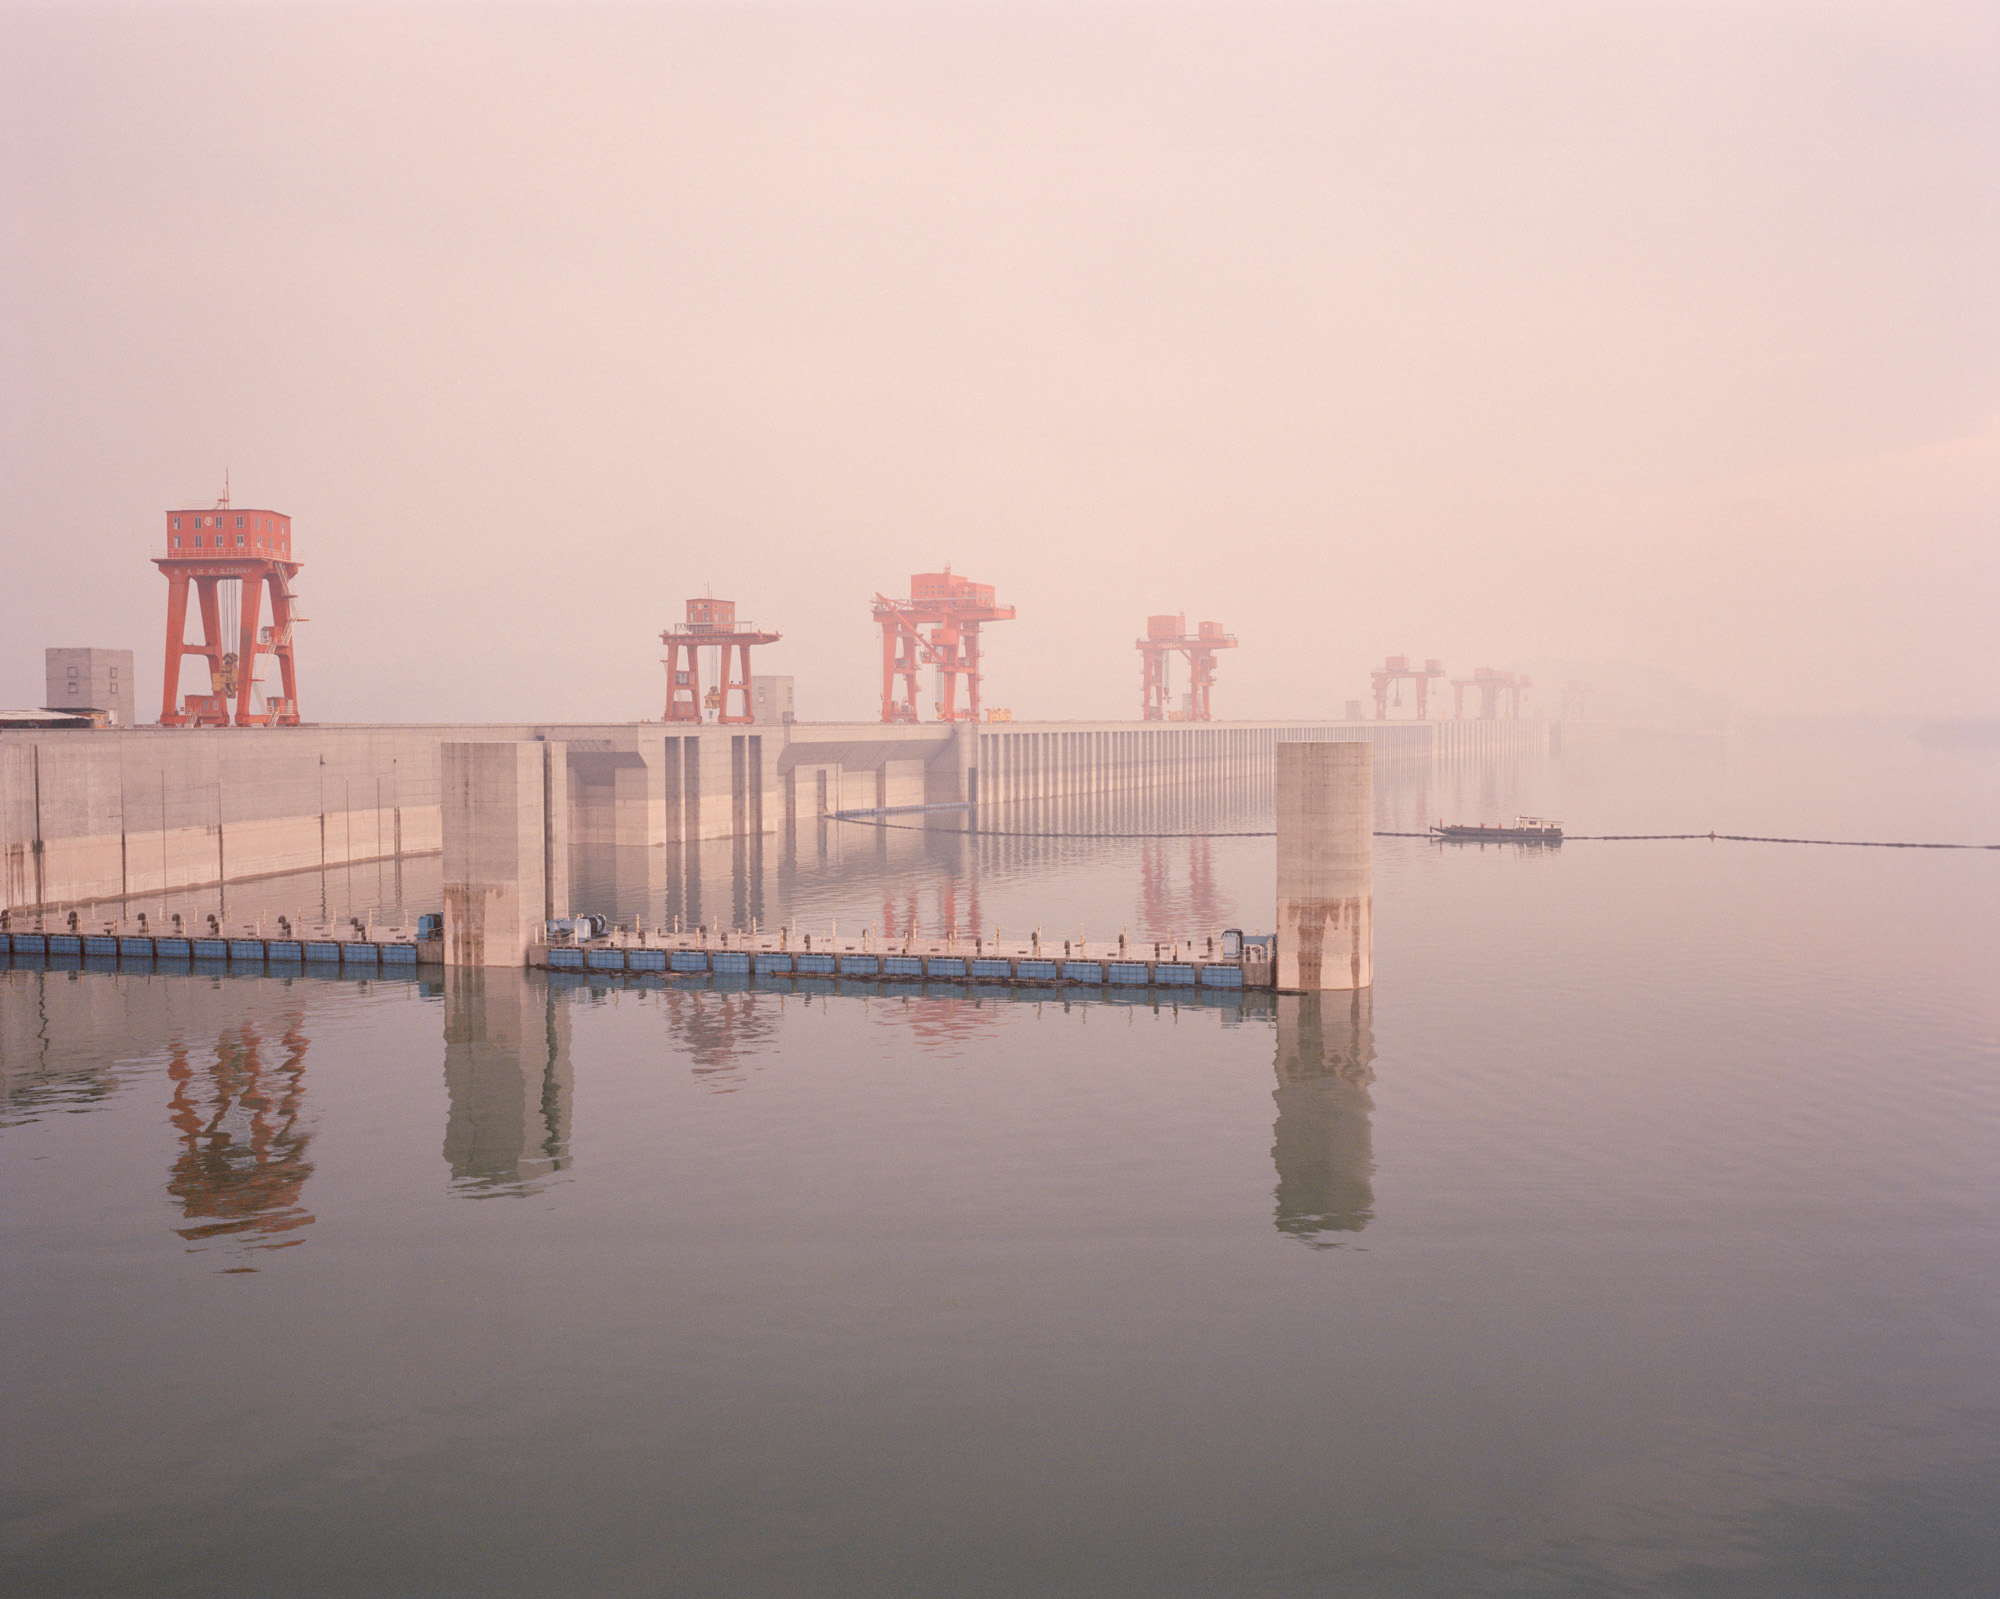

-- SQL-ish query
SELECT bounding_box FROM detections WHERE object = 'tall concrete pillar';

[680,732,702,841]
[442,740,567,967]
[662,737,685,843]
[614,733,668,847]
[545,744,570,921]
[925,721,977,820]
[1276,741,1372,992]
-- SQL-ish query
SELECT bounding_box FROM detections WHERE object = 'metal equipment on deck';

[873,569,1015,723]
[1370,655,1445,721]
[1137,614,1237,721]
[661,598,780,724]
[156,486,304,727]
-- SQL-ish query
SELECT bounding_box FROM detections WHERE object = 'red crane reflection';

[165,1013,314,1256]
[1138,837,1224,944]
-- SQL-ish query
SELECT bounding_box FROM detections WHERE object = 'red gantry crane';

[1370,655,1446,721]
[1137,614,1237,721]
[1450,667,1531,720]
[156,489,304,727]
[661,598,780,724]
[873,569,1015,723]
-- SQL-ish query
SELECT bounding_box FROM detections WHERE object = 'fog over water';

[4,732,1997,1596]
[4,7,1999,1595]
[3,2,1996,723]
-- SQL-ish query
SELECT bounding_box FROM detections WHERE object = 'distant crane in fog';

[1371,656,1446,720]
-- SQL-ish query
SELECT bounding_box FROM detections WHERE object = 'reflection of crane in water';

[880,995,1000,1054]
[165,1013,314,1253]
[1138,837,1225,944]
[662,987,779,1090]
[936,875,981,942]
[878,874,982,944]
[882,889,921,941]
[1271,992,1376,1245]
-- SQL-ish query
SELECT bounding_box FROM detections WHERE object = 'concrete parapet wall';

[1,723,474,912]
[0,721,781,912]
[3,716,1549,913]
[1432,718,1551,761]
[975,718,1492,810]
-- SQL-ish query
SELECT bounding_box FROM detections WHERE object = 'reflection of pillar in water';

[732,830,765,932]
[1272,990,1376,1242]
[442,968,573,1191]
[662,842,701,932]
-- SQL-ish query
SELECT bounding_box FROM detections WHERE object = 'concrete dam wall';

[1,716,1549,914]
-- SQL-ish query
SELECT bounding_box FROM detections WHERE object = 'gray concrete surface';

[442,741,567,968]
[45,648,136,725]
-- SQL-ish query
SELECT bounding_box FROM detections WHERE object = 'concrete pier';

[1275,741,1372,992]
[441,741,568,967]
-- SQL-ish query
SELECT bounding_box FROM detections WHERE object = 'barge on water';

[1431,815,1563,845]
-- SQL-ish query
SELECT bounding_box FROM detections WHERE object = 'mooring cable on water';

[825,815,1997,849]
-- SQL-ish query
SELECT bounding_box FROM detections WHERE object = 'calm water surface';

[3,724,1996,1596]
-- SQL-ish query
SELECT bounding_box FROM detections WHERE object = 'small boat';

[1430,815,1563,844]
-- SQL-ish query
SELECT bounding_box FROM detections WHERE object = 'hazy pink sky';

[3,2,1995,723]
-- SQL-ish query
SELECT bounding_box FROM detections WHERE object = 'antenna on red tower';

[218,469,230,509]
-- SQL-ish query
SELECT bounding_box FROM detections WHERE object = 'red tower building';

[1138,614,1237,721]
[872,570,1015,723]
[156,498,304,726]
[661,599,780,723]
